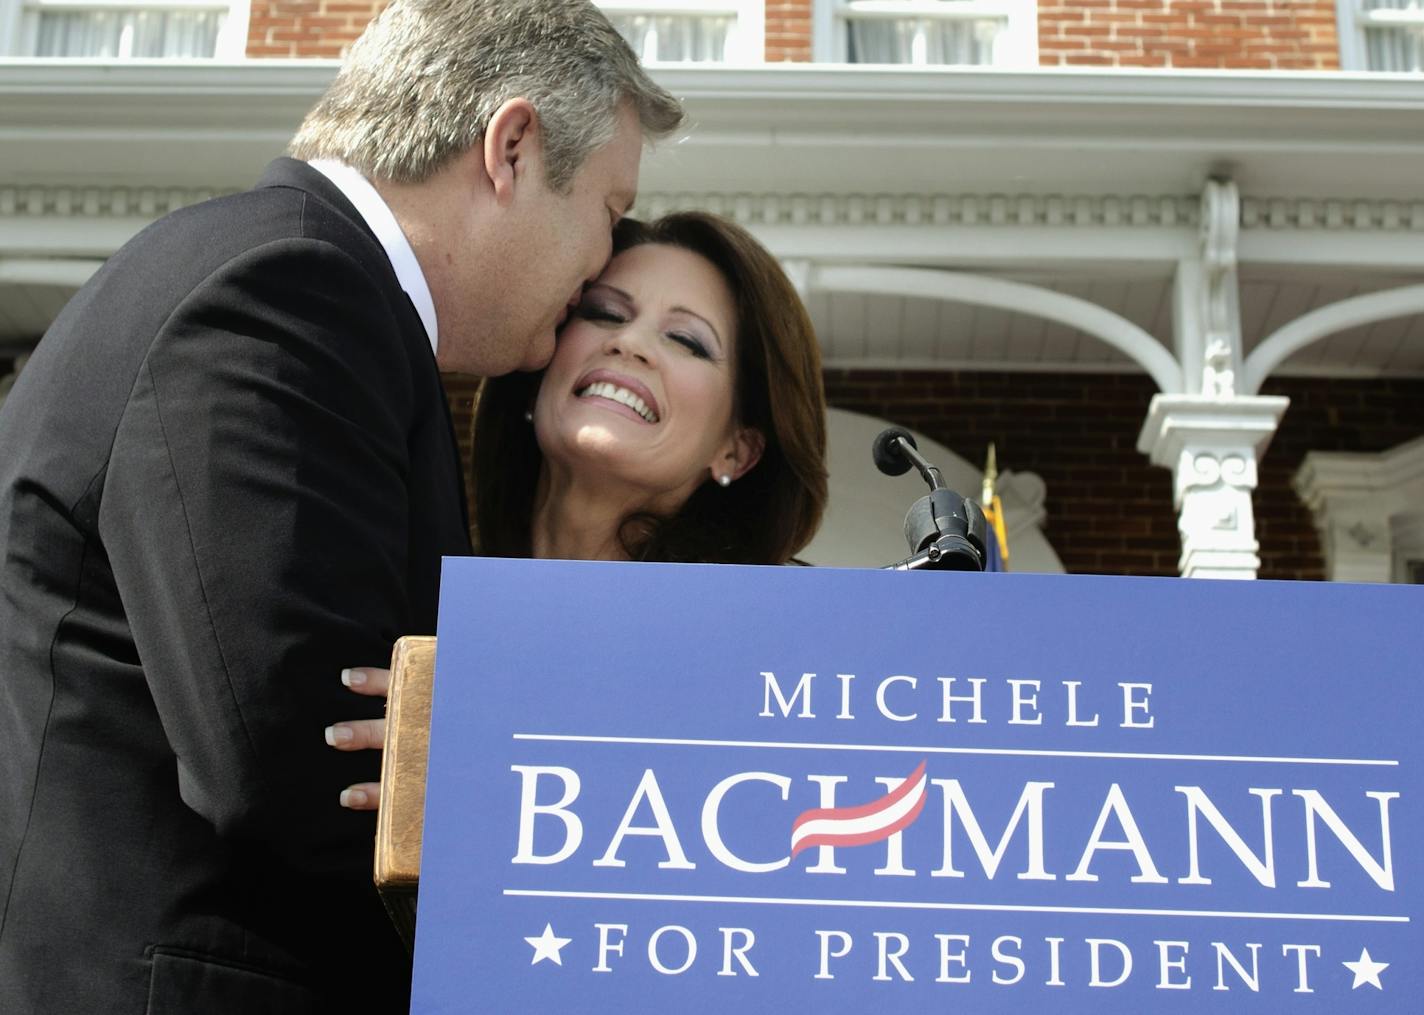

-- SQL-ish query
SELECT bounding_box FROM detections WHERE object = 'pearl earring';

[718,474,732,487]
[523,409,533,423]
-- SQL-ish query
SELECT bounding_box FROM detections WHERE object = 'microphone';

[871,427,916,477]
[874,427,987,572]
[872,427,946,491]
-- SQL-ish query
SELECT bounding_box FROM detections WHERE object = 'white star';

[1343,947,1389,990]
[525,923,572,966]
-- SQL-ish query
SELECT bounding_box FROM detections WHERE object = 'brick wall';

[1038,0,1340,69]
[246,0,383,58]
[766,1,814,61]
[823,370,1424,580]
[247,1,818,61]
[242,1,1341,69]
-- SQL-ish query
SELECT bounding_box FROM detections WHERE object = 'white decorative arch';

[1243,285,1424,396]
[812,265,1183,393]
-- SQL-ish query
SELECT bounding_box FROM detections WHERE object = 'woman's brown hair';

[472,211,828,564]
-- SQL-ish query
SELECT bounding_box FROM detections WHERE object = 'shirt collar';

[306,159,439,356]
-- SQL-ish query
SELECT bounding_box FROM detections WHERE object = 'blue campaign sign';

[411,558,1422,1013]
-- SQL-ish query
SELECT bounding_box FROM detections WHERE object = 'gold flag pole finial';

[981,442,998,509]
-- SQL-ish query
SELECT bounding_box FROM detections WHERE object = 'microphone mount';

[874,428,987,572]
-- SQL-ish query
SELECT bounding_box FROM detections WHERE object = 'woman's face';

[533,242,753,507]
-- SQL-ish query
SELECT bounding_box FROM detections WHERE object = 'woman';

[327,211,828,807]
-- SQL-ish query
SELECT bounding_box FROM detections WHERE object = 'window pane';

[847,16,1000,65]
[607,13,734,62]
[34,9,225,58]
[1362,0,1424,72]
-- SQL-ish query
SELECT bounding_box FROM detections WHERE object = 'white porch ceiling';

[809,264,1424,378]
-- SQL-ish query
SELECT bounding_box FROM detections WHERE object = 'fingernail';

[324,724,353,746]
[340,788,369,809]
[341,668,366,688]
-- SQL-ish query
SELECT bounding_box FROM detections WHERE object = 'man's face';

[475,106,642,377]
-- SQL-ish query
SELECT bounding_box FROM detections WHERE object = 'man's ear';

[481,98,540,206]
[712,426,766,484]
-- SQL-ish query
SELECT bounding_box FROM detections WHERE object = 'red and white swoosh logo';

[789,760,929,859]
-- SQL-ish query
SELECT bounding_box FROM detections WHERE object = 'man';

[0,1,681,1010]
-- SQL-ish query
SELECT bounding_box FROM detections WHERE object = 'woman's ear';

[481,98,539,206]
[711,426,765,484]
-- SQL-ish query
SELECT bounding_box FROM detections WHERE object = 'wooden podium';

[374,635,436,946]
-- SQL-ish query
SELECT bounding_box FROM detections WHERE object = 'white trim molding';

[1294,436,1424,583]
[0,256,101,285]
[1137,394,1291,579]
[635,191,1201,228]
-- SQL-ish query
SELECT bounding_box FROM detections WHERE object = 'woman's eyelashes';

[576,300,626,325]
[577,298,716,361]
[668,332,712,359]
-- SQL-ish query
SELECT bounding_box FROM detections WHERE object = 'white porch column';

[1137,395,1289,579]
[1137,176,1288,579]
[1293,436,1424,583]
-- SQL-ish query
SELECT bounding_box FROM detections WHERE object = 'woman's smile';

[573,368,661,424]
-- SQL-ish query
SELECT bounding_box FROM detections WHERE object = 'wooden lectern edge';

[375,634,435,946]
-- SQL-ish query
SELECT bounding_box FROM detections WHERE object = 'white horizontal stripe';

[511,733,1398,767]
[790,778,925,849]
[502,889,1409,924]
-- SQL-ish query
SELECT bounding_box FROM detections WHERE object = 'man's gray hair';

[289,0,683,191]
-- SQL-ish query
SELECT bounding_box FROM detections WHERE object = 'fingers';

[324,717,386,751]
[339,782,381,811]
[341,666,391,698]
[331,668,390,811]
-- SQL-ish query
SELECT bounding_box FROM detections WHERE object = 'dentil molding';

[4,184,1423,235]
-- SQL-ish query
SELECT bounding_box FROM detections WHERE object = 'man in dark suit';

[0,1,681,1010]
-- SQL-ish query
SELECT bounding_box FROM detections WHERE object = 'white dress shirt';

[307,159,439,357]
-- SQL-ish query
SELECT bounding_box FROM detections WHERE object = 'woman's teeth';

[577,381,659,423]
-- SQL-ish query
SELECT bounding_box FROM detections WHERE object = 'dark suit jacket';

[0,159,471,1012]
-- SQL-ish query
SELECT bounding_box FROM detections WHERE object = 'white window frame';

[813,0,1038,67]
[1337,0,1424,71]
[0,0,251,58]
[597,0,764,64]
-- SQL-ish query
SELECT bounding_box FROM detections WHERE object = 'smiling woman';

[472,211,829,564]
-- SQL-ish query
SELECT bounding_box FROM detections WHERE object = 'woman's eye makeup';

[575,289,720,361]
[668,332,712,359]
[576,299,626,324]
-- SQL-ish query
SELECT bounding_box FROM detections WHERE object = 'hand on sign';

[325,666,390,811]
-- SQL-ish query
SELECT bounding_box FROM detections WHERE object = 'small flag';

[789,760,928,858]
[982,443,1009,572]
